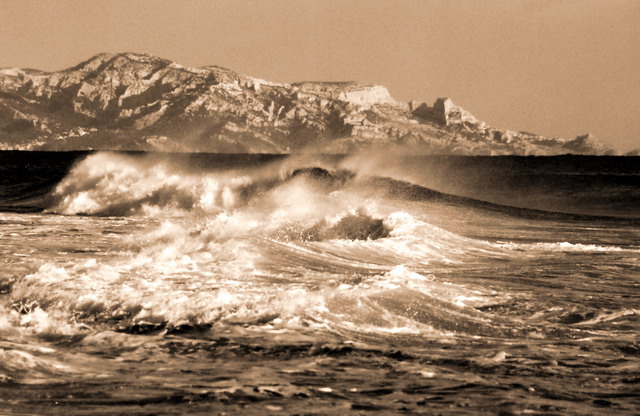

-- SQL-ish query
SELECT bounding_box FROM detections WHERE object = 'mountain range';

[0,52,619,154]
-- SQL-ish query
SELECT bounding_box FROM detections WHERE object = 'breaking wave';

[0,152,525,342]
[1,151,638,413]
[50,152,271,216]
[3,151,632,343]
[47,152,637,224]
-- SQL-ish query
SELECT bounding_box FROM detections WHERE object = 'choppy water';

[0,151,639,415]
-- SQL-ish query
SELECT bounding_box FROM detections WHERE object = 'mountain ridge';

[0,52,618,155]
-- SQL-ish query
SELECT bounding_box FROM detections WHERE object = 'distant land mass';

[0,52,623,155]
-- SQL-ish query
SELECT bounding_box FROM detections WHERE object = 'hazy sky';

[1,0,638,151]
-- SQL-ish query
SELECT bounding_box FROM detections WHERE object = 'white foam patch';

[497,241,631,253]
[7,241,502,340]
[0,347,81,384]
[574,309,639,326]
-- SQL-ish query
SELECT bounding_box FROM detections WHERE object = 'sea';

[0,150,638,415]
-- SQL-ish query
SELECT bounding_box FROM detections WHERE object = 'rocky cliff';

[0,52,616,154]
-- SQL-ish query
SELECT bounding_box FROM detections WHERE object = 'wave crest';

[274,210,390,242]
[51,152,264,216]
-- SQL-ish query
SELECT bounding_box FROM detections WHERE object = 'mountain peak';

[67,53,117,72]
[65,52,170,73]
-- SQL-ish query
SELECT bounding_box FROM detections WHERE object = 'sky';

[1,0,639,151]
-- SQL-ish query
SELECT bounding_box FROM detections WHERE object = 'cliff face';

[0,52,616,154]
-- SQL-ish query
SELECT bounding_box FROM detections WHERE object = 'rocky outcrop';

[562,133,616,155]
[0,52,616,154]
[411,98,485,129]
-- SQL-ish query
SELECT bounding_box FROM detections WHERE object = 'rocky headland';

[0,52,617,154]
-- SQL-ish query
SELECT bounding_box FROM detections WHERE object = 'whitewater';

[0,151,639,415]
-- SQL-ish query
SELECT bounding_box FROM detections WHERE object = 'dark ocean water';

[0,151,638,415]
